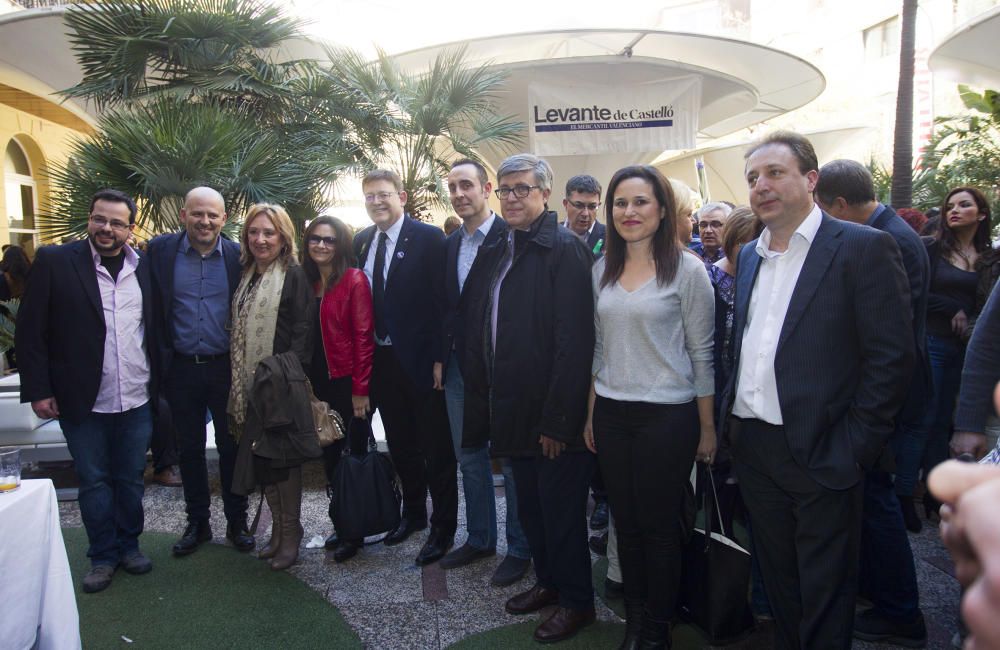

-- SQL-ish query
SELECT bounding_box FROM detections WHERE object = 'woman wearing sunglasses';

[301,216,374,563]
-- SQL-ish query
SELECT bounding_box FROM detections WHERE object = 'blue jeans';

[61,402,152,567]
[444,353,529,558]
[859,470,920,620]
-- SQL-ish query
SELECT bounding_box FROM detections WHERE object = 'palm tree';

[40,96,322,239]
[43,0,521,237]
[890,0,918,208]
[320,47,524,219]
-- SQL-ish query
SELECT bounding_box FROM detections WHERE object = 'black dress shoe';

[506,583,560,615]
[226,522,255,552]
[383,517,427,546]
[324,532,340,550]
[439,542,495,569]
[333,539,361,563]
[415,528,454,566]
[590,500,609,529]
[172,521,212,556]
[534,606,596,643]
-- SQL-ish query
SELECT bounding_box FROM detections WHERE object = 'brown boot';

[271,466,303,571]
[257,483,282,560]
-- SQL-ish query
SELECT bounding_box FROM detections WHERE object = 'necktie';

[373,231,389,341]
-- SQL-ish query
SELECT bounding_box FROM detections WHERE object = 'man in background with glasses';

[146,187,252,558]
[17,189,158,594]
[353,169,457,567]
[562,174,607,260]
[692,202,733,266]
[462,154,596,643]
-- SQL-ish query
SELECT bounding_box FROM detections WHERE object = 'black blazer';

[560,220,607,259]
[441,214,508,377]
[147,231,242,379]
[353,216,446,389]
[721,213,914,489]
[16,240,158,424]
[587,221,607,259]
[869,205,931,422]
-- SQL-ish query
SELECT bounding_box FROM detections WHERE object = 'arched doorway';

[5,138,39,256]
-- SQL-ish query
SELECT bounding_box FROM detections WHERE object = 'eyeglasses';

[495,185,540,200]
[698,220,725,230]
[364,191,399,204]
[568,200,600,212]
[90,215,131,231]
[307,235,337,246]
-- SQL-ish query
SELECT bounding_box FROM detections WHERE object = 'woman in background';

[910,187,992,520]
[301,215,374,563]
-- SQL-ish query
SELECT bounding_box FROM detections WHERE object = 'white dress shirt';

[363,215,405,345]
[732,205,823,424]
[458,212,496,293]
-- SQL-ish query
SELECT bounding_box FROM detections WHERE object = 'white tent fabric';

[929,4,1000,88]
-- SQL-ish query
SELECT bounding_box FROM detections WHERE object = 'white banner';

[528,76,701,156]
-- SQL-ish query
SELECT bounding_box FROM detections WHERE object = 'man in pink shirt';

[17,189,158,594]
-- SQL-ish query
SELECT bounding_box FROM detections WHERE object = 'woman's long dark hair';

[1,246,30,298]
[301,216,355,292]
[937,187,992,263]
[600,165,680,290]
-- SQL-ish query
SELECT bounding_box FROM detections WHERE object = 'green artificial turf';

[62,527,361,649]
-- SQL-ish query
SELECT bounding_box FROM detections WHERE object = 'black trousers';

[593,397,699,618]
[150,395,179,472]
[509,450,595,611]
[731,418,862,650]
[370,345,457,532]
[166,355,246,525]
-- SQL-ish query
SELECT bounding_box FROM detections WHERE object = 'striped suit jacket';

[721,212,915,490]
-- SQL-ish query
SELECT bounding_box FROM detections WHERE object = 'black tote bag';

[677,464,755,644]
[329,418,402,541]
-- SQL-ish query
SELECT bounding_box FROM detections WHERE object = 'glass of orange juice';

[0,447,20,493]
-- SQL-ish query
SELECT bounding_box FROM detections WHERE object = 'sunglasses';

[306,235,337,246]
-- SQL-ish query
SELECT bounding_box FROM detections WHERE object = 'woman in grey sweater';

[583,165,716,649]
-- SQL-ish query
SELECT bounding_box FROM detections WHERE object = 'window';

[864,16,900,62]
[5,139,39,254]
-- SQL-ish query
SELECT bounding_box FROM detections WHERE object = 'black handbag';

[329,418,402,541]
[677,463,755,644]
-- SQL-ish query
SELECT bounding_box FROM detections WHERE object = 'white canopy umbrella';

[654,126,875,206]
[391,29,825,193]
[929,4,1000,88]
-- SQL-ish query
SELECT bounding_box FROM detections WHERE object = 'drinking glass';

[0,447,21,493]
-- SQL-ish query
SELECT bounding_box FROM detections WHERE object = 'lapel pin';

[396,251,405,259]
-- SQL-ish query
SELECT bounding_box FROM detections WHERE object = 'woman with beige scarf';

[228,203,313,570]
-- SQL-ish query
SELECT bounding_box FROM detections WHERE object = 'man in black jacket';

[815,159,930,646]
[353,169,457,567]
[722,133,913,649]
[17,189,157,593]
[463,154,596,643]
[147,187,253,557]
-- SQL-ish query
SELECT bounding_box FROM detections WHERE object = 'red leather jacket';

[318,268,374,396]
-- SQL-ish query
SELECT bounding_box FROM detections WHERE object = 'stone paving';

[56,460,961,649]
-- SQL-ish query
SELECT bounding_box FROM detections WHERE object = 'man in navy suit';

[815,159,930,646]
[562,174,607,259]
[147,187,253,556]
[353,169,457,566]
[722,132,914,649]
[436,158,531,585]
[17,189,157,593]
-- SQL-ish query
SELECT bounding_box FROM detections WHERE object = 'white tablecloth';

[0,479,81,650]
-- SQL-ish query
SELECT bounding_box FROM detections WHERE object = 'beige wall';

[0,102,85,253]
